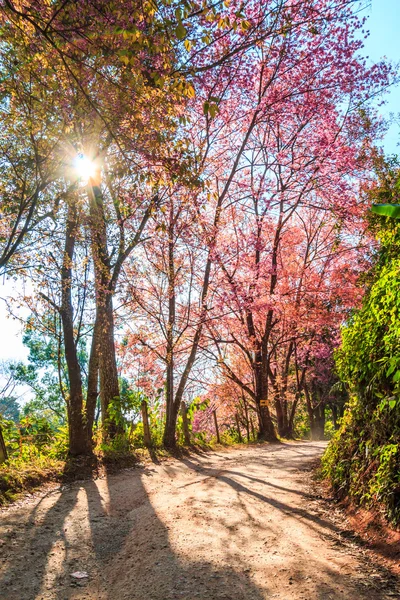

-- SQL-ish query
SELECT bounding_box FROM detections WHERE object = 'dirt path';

[0,442,399,600]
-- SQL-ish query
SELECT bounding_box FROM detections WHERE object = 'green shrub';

[0,454,64,504]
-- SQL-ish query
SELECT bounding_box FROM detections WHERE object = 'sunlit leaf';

[371,204,400,219]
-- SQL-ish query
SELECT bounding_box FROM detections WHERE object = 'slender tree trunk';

[257,216,282,442]
[273,387,285,437]
[97,295,120,436]
[290,353,307,439]
[87,177,121,437]
[288,396,299,437]
[60,199,90,455]
[141,400,152,447]
[166,112,263,445]
[277,397,296,439]
[276,341,294,438]
[86,313,100,445]
[254,358,278,442]
[253,351,278,442]
[163,205,177,448]
[245,218,282,443]
[213,410,221,444]
[180,401,191,445]
[304,382,315,439]
[164,402,180,448]
[0,424,8,464]
[243,396,250,442]
[250,415,256,441]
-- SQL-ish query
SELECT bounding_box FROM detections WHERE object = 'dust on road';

[0,442,398,599]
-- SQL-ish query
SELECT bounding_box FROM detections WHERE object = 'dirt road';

[0,442,398,600]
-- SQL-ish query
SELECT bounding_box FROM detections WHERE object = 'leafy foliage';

[322,216,400,524]
[0,396,20,422]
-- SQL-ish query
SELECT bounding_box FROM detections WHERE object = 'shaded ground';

[0,442,399,599]
[342,505,400,576]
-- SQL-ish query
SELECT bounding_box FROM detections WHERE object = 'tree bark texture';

[88,180,121,437]
[0,425,8,464]
[60,198,91,455]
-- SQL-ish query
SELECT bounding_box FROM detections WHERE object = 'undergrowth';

[321,405,400,526]
[321,225,400,527]
[0,427,244,506]
[0,455,65,504]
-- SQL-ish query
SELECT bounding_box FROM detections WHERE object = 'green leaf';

[386,363,396,377]
[203,101,218,118]
[371,203,400,219]
[389,399,397,410]
[209,103,218,118]
[176,23,187,40]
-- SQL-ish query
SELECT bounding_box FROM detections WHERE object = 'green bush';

[0,454,64,504]
[322,225,400,525]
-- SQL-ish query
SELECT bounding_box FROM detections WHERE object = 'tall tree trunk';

[257,402,277,441]
[254,355,278,442]
[97,294,121,436]
[282,342,293,437]
[304,382,315,439]
[252,213,284,443]
[274,387,285,438]
[163,402,181,448]
[163,205,176,447]
[243,396,250,442]
[87,177,121,437]
[0,424,8,464]
[276,396,295,439]
[60,199,91,455]
[85,312,100,445]
[288,396,299,437]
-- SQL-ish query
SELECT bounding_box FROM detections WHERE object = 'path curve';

[0,442,398,599]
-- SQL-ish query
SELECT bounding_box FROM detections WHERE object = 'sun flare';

[73,153,97,182]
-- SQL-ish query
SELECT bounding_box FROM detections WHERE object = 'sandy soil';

[0,441,399,600]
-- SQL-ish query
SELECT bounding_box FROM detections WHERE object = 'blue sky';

[363,0,400,153]
[0,0,399,364]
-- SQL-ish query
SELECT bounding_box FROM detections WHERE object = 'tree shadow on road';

[1,443,398,600]
[0,483,81,599]
[0,461,269,600]
[81,463,268,600]
[174,452,399,600]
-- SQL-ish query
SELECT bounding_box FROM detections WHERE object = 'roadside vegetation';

[322,159,400,526]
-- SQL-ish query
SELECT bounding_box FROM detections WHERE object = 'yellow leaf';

[185,83,196,98]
